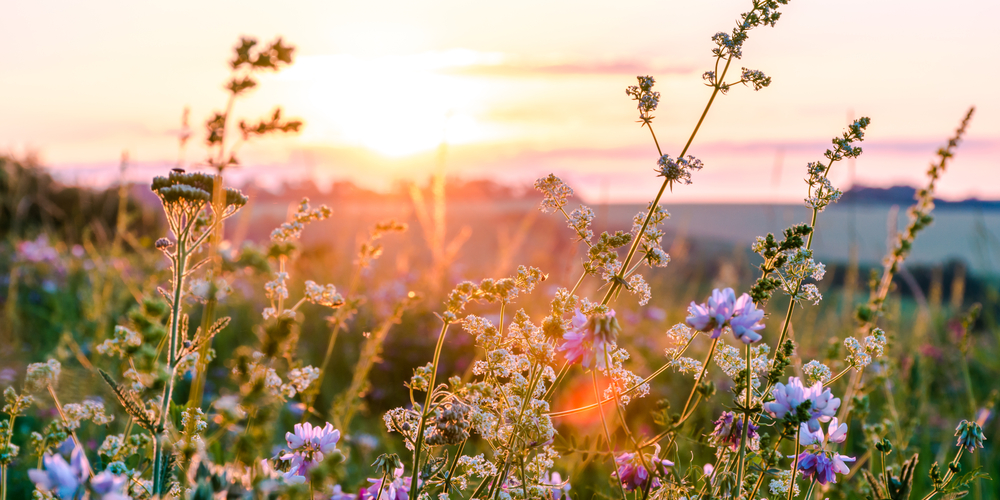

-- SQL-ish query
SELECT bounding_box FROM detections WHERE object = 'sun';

[281,50,501,157]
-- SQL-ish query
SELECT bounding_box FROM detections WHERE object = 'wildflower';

[541,471,571,499]
[686,288,735,337]
[25,359,62,393]
[304,280,345,308]
[331,485,355,500]
[845,329,886,368]
[656,154,703,185]
[627,274,652,306]
[90,470,130,499]
[28,447,91,499]
[362,467,413,500]
[955,420,986,453]
[614,450,672,492]
[534,174,574,213]
[796,450,854,485]
[281,422,341,483]
[61,400,114,430]
[802,360,832,386]
[270,198,332,242]
[768,469,800,497]
[710,411,759,451]
[559,309,621,370]
[625,75,660,121]
[567,206,595,242]
[764,377,840,432]
[96,326,143,359]
[729,294,765,343]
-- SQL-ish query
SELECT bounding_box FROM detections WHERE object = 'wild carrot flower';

[955,420,986,452]
[614,450,673,492]
[710,411,759,451]
[559,309,621,370]
[764,377,840,432]
[280,422,341,483]
[28,446,90,499]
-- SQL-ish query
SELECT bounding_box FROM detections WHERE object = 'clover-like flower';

[280,422,341,483]
[729,294,765,343]
[361,467,413,500]
[559,309,621,370]
[28,446,90,499]
[710,411,759,451]
[763,377,840,432]
[796,450,854,485]
[687,288,764,343]
[614,450,673,492]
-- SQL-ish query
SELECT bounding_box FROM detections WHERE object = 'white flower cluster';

[632,203,671,270]
[802,360,832,386]
[95,326,143,359]
[665,324,703,378]
[270,198,333,243]
[238,351,319,400]
[25,359,61,393]
[713,341,769,388]
[779,249,826,305]
[844,328,887,368]
[805,162,843,212]
[627,274,652,306]
[176,407,208,454]
[187,276,231,303]
[534,174,574,213]
[769,469,801,497]
[62,400,114,430]
[567,206,595,243]
[601,346,650,406]
[304,280,344,308]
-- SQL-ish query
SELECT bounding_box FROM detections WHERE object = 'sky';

[2,0,998,203]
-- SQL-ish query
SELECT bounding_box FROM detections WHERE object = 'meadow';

[1,1,998,499]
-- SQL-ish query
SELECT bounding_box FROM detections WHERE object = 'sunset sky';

[2,0,998,203]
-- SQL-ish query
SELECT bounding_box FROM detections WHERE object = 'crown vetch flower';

[710,411,760,451]
[280,422,341,483]
[614,450,673,492]
[955,420,986,453]
[361,467,412,500]
[28,446,91,499]
[729,294,765,343]
[559,309,620,370]
[763,377,840,432]
[795,450,854,485]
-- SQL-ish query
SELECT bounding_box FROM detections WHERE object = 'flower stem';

[735,343,753,495]
[593,371,629,500]
[787,440,801,500]
[643,337,718,447]
[408,320,451,500]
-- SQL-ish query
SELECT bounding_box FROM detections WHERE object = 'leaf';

[98,369,156,432]
[944,467,990,494]
[888,454,919,500]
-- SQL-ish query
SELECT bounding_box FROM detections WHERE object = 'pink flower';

[796,450,855,484]
[763,377,840,432]
[614,451,673,492]
[361,468,412,500]
[559,310,619,370]
[281,422,341,483]
[729,294,764,344]
[28,447,90,499]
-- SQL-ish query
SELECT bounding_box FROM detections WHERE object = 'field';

[1,2,998,499]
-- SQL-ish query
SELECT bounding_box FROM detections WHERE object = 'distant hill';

[840,185,1000,209]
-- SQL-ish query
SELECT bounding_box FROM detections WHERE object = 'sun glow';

[280,50,503,157]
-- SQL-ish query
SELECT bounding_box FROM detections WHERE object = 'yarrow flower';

[686,288,764,343]
[559,309,621,370]
[614,448,673,492]
[764,377,840,432]
[710,411,759,451]
[280,422,341,483]
[656,154,703,185]
[955,420,986,453]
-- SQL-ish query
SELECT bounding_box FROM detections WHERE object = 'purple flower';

[542,471,571,499]
[281,422,341,484]
[362,468,412,500]
[798,417,848,447]
[796,450,854,485]
[763,377,840,432]
[28,446,90,499]
[686,288,736,338]
[90,470,130,500]
[614,451,673,492]
[710,411,759,451]
[729,294,765,344]
[330,485,355,500]
[559,310,619,370]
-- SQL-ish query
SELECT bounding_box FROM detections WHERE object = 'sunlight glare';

[282,49,503,157]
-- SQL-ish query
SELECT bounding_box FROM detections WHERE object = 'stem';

[747,435,785,499]
[787,440,801,500]
[593,371,629,500]
[921,447,965,500]
[602,56,735,307]
[408,321,451,500]
[803,477,817,500]
[735,343,752,495]
[642,337,718,447]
